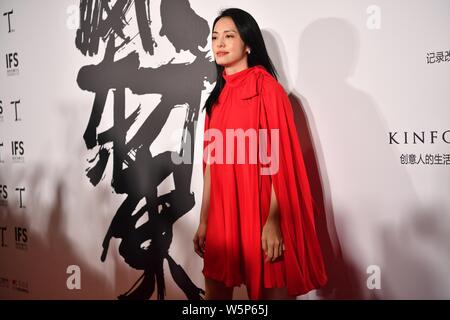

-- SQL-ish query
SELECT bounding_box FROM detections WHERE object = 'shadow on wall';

[379,204,450,299]
[262,18,385,299]
[289,94,364,300]
[0,175,113,299]
[287,17,441,299]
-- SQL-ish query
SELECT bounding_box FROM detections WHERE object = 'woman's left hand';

[261,213,284,262]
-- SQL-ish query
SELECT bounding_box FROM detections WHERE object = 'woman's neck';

[224,60,249,76]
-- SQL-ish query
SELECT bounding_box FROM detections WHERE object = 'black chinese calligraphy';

[76,0,215,300]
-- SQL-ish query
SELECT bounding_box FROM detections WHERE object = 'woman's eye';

[212,37,217,40]
[226,35,234,38]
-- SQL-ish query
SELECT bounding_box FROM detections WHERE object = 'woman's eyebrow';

[212,30,237,34]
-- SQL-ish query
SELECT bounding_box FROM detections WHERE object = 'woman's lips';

[216,52,228,57]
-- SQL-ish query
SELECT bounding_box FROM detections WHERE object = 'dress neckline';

[222,65,264,87]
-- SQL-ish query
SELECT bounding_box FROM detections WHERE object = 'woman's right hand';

[193,222,207,258]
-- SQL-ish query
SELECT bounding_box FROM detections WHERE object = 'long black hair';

[202,8,278,117]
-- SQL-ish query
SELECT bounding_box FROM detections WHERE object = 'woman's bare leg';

[205,277,233,300]
[261,287,296,300]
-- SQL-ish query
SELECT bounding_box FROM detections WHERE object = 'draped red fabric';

[202,65,327,299]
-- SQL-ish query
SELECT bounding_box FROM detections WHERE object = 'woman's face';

[212,17,250,72]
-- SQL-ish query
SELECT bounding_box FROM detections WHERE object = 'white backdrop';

[0,0,449,299]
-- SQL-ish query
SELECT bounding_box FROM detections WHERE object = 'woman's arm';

[261,184,283,262]
[193,162,210,257]
[199,163,211,224]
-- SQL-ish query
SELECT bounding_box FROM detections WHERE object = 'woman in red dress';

[193,8,328,300]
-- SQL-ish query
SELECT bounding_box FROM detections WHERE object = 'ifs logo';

[0,184,7,206]
[5,52,19,76]
[15,226,28,250]
[3,10,14,33]
[11,141,24,162]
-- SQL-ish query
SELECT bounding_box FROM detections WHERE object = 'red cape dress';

[202,65,327,300]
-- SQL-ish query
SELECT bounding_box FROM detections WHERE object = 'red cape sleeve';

[259,78,328,296]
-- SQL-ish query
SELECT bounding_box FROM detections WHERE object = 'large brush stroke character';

[75,0,215,299]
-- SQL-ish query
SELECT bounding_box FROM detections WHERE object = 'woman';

[193,8,328,300]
